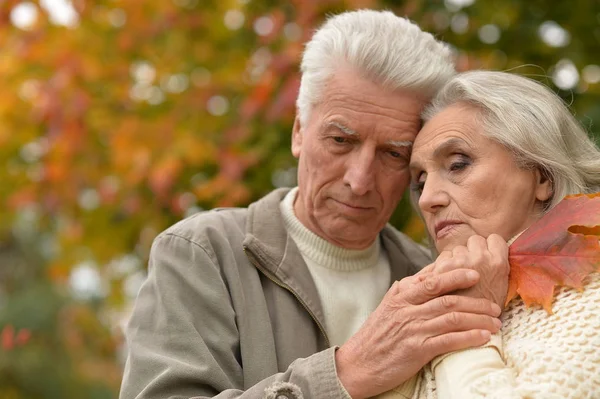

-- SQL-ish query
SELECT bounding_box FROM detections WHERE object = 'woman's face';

[410,104,552,252]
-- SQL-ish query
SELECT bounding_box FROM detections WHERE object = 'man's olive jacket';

[119,188,431,399]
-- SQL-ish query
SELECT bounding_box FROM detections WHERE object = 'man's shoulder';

[160,207,249,246]
[155,188,290,246]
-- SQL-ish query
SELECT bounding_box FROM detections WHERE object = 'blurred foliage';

[0,0,598,396]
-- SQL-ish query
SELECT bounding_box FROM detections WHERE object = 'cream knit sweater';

[279,188,390,347]
[395,272,600,399]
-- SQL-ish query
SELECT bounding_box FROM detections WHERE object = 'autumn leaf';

[507,193,600,314]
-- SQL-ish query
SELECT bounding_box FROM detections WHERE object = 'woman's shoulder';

[500,272,600,397]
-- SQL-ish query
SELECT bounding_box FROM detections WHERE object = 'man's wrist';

[335,345,367,399]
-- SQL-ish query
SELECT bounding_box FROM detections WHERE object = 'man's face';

[292,67,426,249]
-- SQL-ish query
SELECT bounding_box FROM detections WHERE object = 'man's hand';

[422,234,510,307]
[335,268,502,399]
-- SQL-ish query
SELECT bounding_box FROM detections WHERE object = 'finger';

[422,312,502,336]
[466,235,488,262]
[437,250,453,262]
[401,273,432,288]
[385,279,405,298]
[487,234,509,260]
[405,269,480,304]
[417,263,436,275]
[424,295,502,318]
[449,246,468,270]
[421,251,452,275]
[412,272,433,284]
[386,273,426,298]
[451,245,469,258]
[424,330,493,358]
[432,251,464,274]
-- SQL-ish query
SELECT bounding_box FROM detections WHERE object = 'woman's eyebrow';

[410,137,469,172]
[432,137,469,158]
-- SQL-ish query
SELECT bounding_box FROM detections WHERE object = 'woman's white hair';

[422,70,600,211]
[296,9,456,125]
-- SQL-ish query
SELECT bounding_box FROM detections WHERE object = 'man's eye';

[389,151,400,158]
[332,137,348,144]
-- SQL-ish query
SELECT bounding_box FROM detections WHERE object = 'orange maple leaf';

[506,193,600,314]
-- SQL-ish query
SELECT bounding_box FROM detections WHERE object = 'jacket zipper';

[243,247,331,348]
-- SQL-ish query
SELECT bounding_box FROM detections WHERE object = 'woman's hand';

[420,234,510,308]
[336,267,502,399]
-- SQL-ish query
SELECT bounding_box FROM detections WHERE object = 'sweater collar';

[243,187,429,283]
[279,187,380,271]
[242,187,431,340]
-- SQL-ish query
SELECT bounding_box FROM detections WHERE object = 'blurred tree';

[0,0,598,396]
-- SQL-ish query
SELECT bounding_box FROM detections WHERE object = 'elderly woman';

[381,70,600,399]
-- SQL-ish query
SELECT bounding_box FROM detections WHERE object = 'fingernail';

[480,330,491,340]
[494,318,502,329]
[466,270,479,281]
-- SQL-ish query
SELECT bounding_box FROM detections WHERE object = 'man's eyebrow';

[387,140,413,149]
[326,121,357,135]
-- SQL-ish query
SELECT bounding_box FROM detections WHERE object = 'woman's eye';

[449,161,468,171]
[448,155,471,172]
[410,181,425,194]
[410,173,425,194]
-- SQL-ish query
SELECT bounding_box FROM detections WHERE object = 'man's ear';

[291,116,302,158]
[534,168,553,202]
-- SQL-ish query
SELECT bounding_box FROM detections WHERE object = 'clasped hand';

[336,234,509,399]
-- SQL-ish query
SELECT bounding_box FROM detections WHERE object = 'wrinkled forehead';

[411,105,485,162]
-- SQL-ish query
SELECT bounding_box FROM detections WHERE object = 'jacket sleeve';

[119,233,351,399]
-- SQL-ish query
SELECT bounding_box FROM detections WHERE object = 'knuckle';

[423,276,441,295]
[446,312,462,327]
[488,233,504,243]
[439,295,458,310]
[436,334,454,352]
[452,246,467,256]
[391,279,407,294]
[454,254,468,266]
[474,235,487,245]
[435,259,450,273]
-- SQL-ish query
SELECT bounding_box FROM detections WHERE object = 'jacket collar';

[242,188,428,342]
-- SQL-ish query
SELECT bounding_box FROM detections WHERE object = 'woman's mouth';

[434,220,464,239]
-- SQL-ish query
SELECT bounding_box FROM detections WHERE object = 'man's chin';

[324,224,380,249]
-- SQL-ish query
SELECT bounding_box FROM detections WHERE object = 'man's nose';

[418,175,450,213]
[343,149,376,196]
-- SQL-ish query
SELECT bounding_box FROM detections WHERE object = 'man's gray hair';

[296,9,456,125]
[423,70,600,210]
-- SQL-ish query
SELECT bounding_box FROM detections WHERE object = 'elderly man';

[120,10,507,399]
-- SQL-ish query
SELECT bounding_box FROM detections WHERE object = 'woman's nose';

[418,175,450,213]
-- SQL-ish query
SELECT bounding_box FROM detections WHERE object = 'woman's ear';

[291,116,303,158]
[534,168,553,202]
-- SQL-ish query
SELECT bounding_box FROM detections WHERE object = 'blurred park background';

[0,0,599,397]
